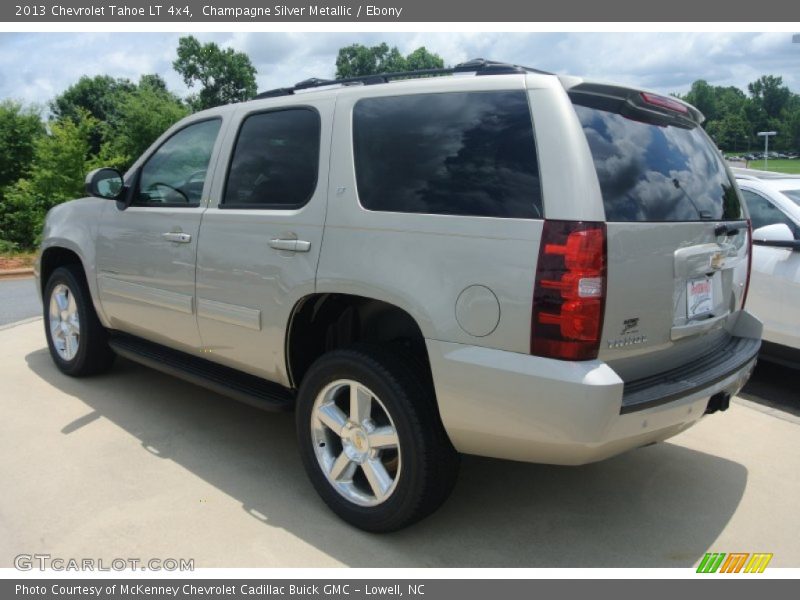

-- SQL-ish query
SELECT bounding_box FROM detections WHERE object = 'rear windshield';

[572,101,744,222]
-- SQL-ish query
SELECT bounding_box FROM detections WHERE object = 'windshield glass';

[782,189,800,206]
[572,101,744,222]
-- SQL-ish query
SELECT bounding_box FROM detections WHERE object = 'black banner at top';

[3,0,800,22]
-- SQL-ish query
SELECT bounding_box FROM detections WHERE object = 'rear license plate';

[687,277,714,318]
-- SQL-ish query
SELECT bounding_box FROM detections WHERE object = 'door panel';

[95,117,225,352]
[751,246,800,349]
[741,187,800,349]
[195,99,334,385]
[96,206,204,350]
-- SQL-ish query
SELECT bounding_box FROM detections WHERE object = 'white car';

[734,169,800,366]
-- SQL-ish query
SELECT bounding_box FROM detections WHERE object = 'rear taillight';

[742,218,753,309]
[531,220,607,360]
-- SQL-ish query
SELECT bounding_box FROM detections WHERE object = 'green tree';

[404,46,445,72]
[748,75,791,120]
[706,113,750,152]
[335,43,445,78]
[98,75,189,170]
[173,36,257,110]
[138,73,170,93]
[50,74,136,123]
[50,75,136,154]
[682,80,717,122]
[786,98,800,152]
[0,101,44,193]
[0,112,96,249]
[715,86,748,116]
[679,77,800,152]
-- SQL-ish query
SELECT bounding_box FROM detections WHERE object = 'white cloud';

[0,32,798,108]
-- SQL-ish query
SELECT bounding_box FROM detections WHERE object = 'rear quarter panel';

[317,75,568,352]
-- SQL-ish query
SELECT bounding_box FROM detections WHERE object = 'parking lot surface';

[1,319,798,568]
[0,277,39,326]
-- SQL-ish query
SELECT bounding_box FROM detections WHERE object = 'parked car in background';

[734,168,800,367]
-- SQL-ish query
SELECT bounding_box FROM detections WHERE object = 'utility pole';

[757,131,776,170]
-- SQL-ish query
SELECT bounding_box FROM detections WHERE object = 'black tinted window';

[223,108,320,208]
[573,102,743,222]
[740,190,799,238]
[137,119,221,206]
[353,91,542,218]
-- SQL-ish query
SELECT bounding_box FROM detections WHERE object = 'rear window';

[222,108,320,209]
[353,91,542,219]
[573,101,744,222]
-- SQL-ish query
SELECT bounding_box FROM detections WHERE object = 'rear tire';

[44,265,115,377]
[296,344,459,532]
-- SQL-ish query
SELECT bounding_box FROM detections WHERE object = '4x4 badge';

[620,318,639,335]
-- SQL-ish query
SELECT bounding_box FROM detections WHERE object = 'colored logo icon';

[696,552,773,573]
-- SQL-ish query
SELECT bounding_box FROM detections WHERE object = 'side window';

[352,91,542,219]
[136,119,221,207]
[222,108,320,208]
[741,189,799,238]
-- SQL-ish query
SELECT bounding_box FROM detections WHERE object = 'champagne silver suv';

[35,60,762,532]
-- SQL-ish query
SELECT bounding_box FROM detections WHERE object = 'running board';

[108,333,294,412]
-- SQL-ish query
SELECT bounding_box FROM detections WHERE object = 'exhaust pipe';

[705,391,731,414]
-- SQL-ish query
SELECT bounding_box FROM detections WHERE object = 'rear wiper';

[672,177,709,219]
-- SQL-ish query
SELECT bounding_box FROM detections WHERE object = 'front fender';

[38,198,110,326]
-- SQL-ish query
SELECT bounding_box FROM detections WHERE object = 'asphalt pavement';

[0,319,798,568]
[0,277,40,326]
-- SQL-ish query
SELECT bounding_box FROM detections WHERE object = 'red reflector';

[531,220,607,361]
[539,300,602,341]
[742,219,753,310]
[640,92,689,114]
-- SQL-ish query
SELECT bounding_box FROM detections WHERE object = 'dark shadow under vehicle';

[25,348,748,567]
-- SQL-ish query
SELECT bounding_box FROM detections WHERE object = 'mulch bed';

[0,255,35,271]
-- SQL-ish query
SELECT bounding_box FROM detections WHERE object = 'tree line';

[677,76,800,154]
[1,38,797,252]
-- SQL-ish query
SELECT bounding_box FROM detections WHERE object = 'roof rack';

[254,59,551,99]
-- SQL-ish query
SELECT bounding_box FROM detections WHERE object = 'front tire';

[44,265,115,377]
[296,345,459,532]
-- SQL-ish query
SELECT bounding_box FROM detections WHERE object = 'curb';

[0,316,41,332]
[0,268,34,280]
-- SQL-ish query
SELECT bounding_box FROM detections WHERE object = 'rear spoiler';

[560,78,704,128]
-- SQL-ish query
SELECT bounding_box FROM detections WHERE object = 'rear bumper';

[426,312,761,465]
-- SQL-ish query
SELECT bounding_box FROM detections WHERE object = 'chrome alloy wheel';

[310,379,401,507]
[49,283,80,361]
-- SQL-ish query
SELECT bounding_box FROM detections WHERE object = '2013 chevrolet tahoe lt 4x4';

[35,60,762,532]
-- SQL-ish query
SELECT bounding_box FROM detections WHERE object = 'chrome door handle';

[162,232,192,243]
[269,238,311,252]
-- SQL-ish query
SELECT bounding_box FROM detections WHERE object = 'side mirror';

[752,223,800,250]
[85,168,124,200]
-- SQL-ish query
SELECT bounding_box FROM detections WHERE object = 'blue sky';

[1,32,799,108]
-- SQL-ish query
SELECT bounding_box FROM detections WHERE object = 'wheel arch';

[285,293,432,389]
[39,243,109,328]
[39,245,85,296]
